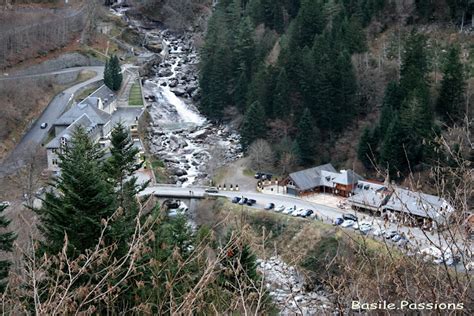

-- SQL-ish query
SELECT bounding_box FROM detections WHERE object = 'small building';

[53,102,112,137]
[348,181,390,216]
[286,163,363,197]
[46,114,102,172]
[383,188,454,227]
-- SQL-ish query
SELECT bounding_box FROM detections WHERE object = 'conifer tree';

[104,55,123,91]
[436,45,466,123]
[380,115,407,177]
[273,68,290,118]
[35,126,117,256]
[0,203,16,293]
[378,81,402,138]
[295,108,318,165]
[240,101,267,150]
[358,127,377,169]
[400,31,429,96]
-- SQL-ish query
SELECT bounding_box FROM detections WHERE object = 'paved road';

[141,186,471,254]
[0,66,104,176]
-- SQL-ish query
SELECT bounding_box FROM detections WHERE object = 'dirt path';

[214,157,257,192]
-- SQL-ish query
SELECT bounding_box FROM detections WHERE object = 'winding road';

[0,66,104,176]
[141,185,472,258]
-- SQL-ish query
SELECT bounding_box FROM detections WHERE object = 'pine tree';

[295,108,318,165]
[380,115,407,177]
[378,81,402,138]
[358,127,377,169]
[106,122,144,187]
[290,0,325,49]
[240,101,267,150]
[273,68,290,118]
[436,45,466,123]
[104,55,123,91]
[0,203,16,293]
[400,31,429,96]
[35,126,117,256]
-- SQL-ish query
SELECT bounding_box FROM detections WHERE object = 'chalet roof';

[81,84,116,108]
[288,163,337,191]
[348,186,389,211]
[46,114,98,149]
[333,170,364,185]
[383,187,454,221]
[55,102,111,126]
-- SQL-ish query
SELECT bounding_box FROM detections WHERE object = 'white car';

[0,201,10,207]
[275,205,285,212]
[292,208,305,216]
[340,220,355,228]
[283,206,296,214]
[372,228,385,236]
[359,223,372,233]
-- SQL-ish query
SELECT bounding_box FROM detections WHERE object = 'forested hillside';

[199,0,473,182]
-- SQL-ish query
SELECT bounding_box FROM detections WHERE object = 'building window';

[52,148,57,154]
[52,158,58,165]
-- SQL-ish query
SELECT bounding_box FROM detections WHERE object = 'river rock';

[145,41,163,53]
[170,87,186,96]
[158,68,173,77]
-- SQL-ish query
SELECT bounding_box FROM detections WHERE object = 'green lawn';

[128,82,144,106]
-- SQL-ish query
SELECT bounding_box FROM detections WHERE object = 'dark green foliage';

[436,45,466,123]
[379,115,407,177]
[273,68,290,118]
[400,31,429,95]
[295,108,318,165]
[104,55,123,91]
[301,236,341,277]
[357,127,377,169]
[378,81,402,137]
[0,203,16,293]
[34,126,118,256]
[240,101,267,150]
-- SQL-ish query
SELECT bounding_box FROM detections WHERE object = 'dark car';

[384,230,398,239]
[261,173,273,181]
[254,172,263,179]
[246,199,257,206]
[343,213,358,222]
[334,217,344,225]
[239,197,248,205]
[264,203,275,210]
[40,122,48,129]
[232,196,241,203]
[300,209,314,218]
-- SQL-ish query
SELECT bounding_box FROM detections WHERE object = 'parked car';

[343,213,358,222]
[264,203,275,210]
[254,172,272,180]
[396,237,410,247]
[205,187,219,193]
[384,230,398,239]
[358,223,372,234]
[239,197,248,205]
[40,122,48,129]
[246,199,257,206]
[299,209,314,218]
[340,220,355,228]
[372,228,385,236]
[283,206,296,214]
[291,208,305,216]
[333,217,344,225]
[0,201,11,207]
[232,196,241,203]
[391,234,403,242]
[275,205,286,212]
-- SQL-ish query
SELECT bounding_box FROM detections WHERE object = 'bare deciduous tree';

[247,139,274,172]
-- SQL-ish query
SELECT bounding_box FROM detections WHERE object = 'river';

[111,7,242,187]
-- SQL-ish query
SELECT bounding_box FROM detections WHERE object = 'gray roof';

[46,114,98,149]
[348,187,389,211]
[383,187,454,220]
[83,84,116,108]
[289,163,337,191]
[55,102,111,126]
[334,170,364,185]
